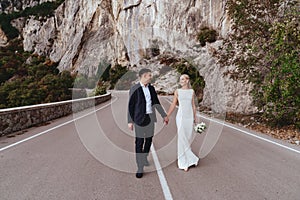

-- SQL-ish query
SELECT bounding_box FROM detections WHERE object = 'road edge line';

[199,114,300,154]
[0,98,116,152]
[163,97,300,154]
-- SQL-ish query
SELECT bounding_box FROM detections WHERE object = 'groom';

[128,68,169,178]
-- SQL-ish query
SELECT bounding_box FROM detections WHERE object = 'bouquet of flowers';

[194,122,206,134]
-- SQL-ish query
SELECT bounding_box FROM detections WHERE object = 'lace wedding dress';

[176,89,199,169]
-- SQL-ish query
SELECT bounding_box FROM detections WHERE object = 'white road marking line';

[151,145,173,200]
[199,114,300,154]
[3,93,171,200]
[163,97,300,155]
[114,92,173,200]
[0,94,111,112]
[0,98,116,152]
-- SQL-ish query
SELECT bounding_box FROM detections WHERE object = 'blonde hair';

[180,74,192,89]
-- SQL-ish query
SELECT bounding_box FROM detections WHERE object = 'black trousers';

[134,114,154,170]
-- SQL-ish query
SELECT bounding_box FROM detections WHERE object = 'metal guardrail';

[0,93,111,136]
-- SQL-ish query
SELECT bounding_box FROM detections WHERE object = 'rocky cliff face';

[0,0,55,13]
[1,0,257,114]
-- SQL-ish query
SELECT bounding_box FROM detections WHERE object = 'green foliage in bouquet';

[194,122,206,134]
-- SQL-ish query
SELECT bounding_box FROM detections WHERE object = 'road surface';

[1,91,300,200]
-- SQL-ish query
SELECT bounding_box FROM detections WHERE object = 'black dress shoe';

[136,172,143,178]
[136,168,143,178]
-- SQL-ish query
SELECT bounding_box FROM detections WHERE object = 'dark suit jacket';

[128,83,167,126]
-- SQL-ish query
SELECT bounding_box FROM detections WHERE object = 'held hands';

[128,123,133,131]
[163,116,169,125]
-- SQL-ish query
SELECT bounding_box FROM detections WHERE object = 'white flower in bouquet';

[194,122,206,134]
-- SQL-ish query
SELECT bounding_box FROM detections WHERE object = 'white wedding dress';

[176,89,199,169]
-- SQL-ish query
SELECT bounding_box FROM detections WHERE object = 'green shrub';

[261,7,300,127]
[197,27,217,47]
[219,0,299,128]
[97,60,111,81]
[0,50,74,108]
[94,86,106,96]
[0,14,19,39]
[0,0,65,39]
[109,64,128,89]
[173,60,205,102]
[0,38,26,83]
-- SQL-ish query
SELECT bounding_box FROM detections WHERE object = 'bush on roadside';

[197,27,217,47]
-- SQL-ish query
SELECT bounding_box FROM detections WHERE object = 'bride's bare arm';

[192,90,197,122]
[167,90,178,117]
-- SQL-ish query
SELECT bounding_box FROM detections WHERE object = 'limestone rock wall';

[1,0,257,114]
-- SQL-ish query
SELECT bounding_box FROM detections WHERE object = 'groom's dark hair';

[139,68,151,77]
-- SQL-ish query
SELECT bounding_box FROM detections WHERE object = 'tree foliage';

[197,27,218,47]
[109,64,128,89]
[173,60,205,102]
[0,39,74,109]
[218,0,299,128]
[0,0,65,39]
[263,3,300,127]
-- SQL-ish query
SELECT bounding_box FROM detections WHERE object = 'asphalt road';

[1,91,300,200]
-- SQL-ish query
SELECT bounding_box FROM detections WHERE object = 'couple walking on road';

[128,68,199,178]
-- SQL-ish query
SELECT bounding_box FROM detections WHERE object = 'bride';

[167,74,199,171]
